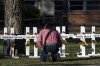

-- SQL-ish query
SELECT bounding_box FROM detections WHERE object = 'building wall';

[66,0,100,25]
[68,11,100,25]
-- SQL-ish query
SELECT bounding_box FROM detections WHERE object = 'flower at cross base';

[25,39,30,46]
[62,40,67,44]
[10,43,15,47]
[92,40,97,45]
[79,40,88,46]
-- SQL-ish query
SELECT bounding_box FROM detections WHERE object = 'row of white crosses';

[1,26,100,58]
[3,27,39,58]
[56,26,100,57]
[2,26,68,58]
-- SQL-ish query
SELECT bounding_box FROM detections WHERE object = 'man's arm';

[36,31,43,48]
[57,32,63,47]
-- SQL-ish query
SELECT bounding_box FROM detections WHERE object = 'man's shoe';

[46,52,51,62]
[46,55,50,61]
[56,53,61,62]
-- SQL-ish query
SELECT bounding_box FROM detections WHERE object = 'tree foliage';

[23,4,40,19]
[0,3,40,20]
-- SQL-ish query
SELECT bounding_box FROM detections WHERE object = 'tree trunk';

[4,0,22,34]
[3,0,25,54]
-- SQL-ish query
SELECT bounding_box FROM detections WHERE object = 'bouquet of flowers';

[92,40,97,45]
[25,39,30,46]
[62,40,67,44]
[10,39,15,47]
[79,41,87,46]
[82,41,87,46]
[10,43,15,47]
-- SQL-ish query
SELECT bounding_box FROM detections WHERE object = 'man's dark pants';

[40,44,60,62]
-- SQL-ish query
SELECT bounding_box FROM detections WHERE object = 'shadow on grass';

[0,55,11,59]
[61,56,100,62]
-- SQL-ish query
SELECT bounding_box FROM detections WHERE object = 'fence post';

[61,26,68,57]
[77,26,89,57]
[10,27,15,57]
[25,27,30,56]
[3,27,8,57]
[56,26,63,57]
[33,27,39,58]
[88,26,100,56]
[91,26,96,55]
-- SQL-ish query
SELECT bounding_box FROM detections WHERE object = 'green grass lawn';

[0,41,100,66]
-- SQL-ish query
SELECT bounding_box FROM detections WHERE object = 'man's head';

[44,24,51,29]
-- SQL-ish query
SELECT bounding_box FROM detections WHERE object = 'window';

[55,0,63,16]
[55,11,63,16]
[55,6,63,10]
[55,0,63,10]
[70,1,83,5]
[70,1,83,10]
[55,1,63,5]
[87,1,100,10]
[70,6,83,10]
